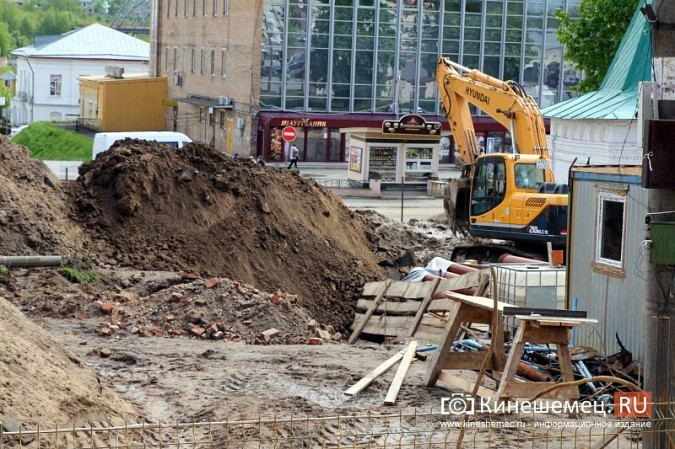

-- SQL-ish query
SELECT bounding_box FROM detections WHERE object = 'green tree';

[555,0,639,93]
[39,9,76,35]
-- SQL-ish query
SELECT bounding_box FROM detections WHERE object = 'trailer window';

[595,192,625,268]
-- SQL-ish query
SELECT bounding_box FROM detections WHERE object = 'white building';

[10,23,149,126]
[541,7,651,182]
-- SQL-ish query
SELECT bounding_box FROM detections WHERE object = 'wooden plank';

[356,297,465,315]
[443,292,515,311]
[344,350,405,396]
[355,315,446,339]
[362,281,389,297]
[494,321,528,402]
[384,341,418,405]
[442,351,495,370]
[423,301,463,386]
[520,327,570,345]
[437,371,494,400]
[348,279,392,344]
[408,278,441,337]
[435,269,491,293]
[385,280,437,299]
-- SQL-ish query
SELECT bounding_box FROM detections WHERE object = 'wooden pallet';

[348,269,491,343]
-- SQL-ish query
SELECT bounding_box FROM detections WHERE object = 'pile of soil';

[67,141,394,330]
[0,297,137,429]
[0,137,87,256]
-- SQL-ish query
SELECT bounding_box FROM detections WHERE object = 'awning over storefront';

[175,95,234,109]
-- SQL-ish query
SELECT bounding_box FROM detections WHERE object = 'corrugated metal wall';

[568,173,649,363]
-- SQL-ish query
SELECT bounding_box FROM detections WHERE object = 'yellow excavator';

[437,57,568,254]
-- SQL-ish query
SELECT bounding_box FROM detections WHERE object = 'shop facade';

[256,112,519,164]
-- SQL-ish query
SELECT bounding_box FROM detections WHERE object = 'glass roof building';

[261,0,582,115]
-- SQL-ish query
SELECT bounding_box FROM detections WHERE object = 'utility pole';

[643,2,675,447]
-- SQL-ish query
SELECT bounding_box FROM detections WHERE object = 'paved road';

[293,164,458,222]
[340,193,446,222]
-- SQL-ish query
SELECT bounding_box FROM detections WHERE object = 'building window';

[182,48,187,73]
[219,110,225,128]
[184,0,188,16]
[221,48,226,77]
[210,49,216,76]
[202,0,206,16]
[213,0,217,15]
[191,48,196,73]
[165,47,169,72]
[595,192,626,268]
[200,48,206,74]
[193,0,197,16]
[173,47,178,72]
[222,0,227,15]
[50,75,62,96]
[166,0,171,17]
[174,0,179,17]
[199,107,206,123]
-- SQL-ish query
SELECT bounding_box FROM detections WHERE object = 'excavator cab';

[465,154,567,246]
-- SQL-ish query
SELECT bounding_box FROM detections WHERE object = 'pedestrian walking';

[287,144,299,169]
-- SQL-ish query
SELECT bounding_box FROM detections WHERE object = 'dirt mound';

[0,137,87,255]
[0,297,137,428]
[69,141,391,329]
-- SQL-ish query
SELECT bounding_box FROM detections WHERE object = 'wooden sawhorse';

[423,291,513,397]
[494,315,598,402]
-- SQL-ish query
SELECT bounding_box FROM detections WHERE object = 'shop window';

[595,192,625,268]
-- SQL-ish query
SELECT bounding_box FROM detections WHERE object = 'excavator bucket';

[443,176,470,235]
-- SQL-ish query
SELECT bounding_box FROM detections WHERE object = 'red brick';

[99,302,114,314]
[307,337,323,345]
[204,278,220,289]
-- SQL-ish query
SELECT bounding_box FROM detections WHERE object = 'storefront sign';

[382,114,442,136]
[280,119,328,128]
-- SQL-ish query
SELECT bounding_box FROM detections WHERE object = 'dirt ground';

[0,136,463,429]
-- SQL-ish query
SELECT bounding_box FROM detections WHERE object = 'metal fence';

[2,405,673,449]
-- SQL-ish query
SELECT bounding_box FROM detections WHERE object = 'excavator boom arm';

[436,58,550,165]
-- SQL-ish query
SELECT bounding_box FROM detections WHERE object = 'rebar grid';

[1,404,673,449]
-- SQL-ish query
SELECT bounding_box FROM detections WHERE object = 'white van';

[92,131,193,159]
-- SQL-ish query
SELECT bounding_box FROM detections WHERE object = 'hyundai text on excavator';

[437,57,568,258]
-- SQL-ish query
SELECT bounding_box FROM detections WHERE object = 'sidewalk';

[292,162,461,182]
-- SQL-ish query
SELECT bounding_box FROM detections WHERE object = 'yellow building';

[78,72,168,132]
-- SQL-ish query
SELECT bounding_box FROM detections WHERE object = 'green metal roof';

[542,1,652,120]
